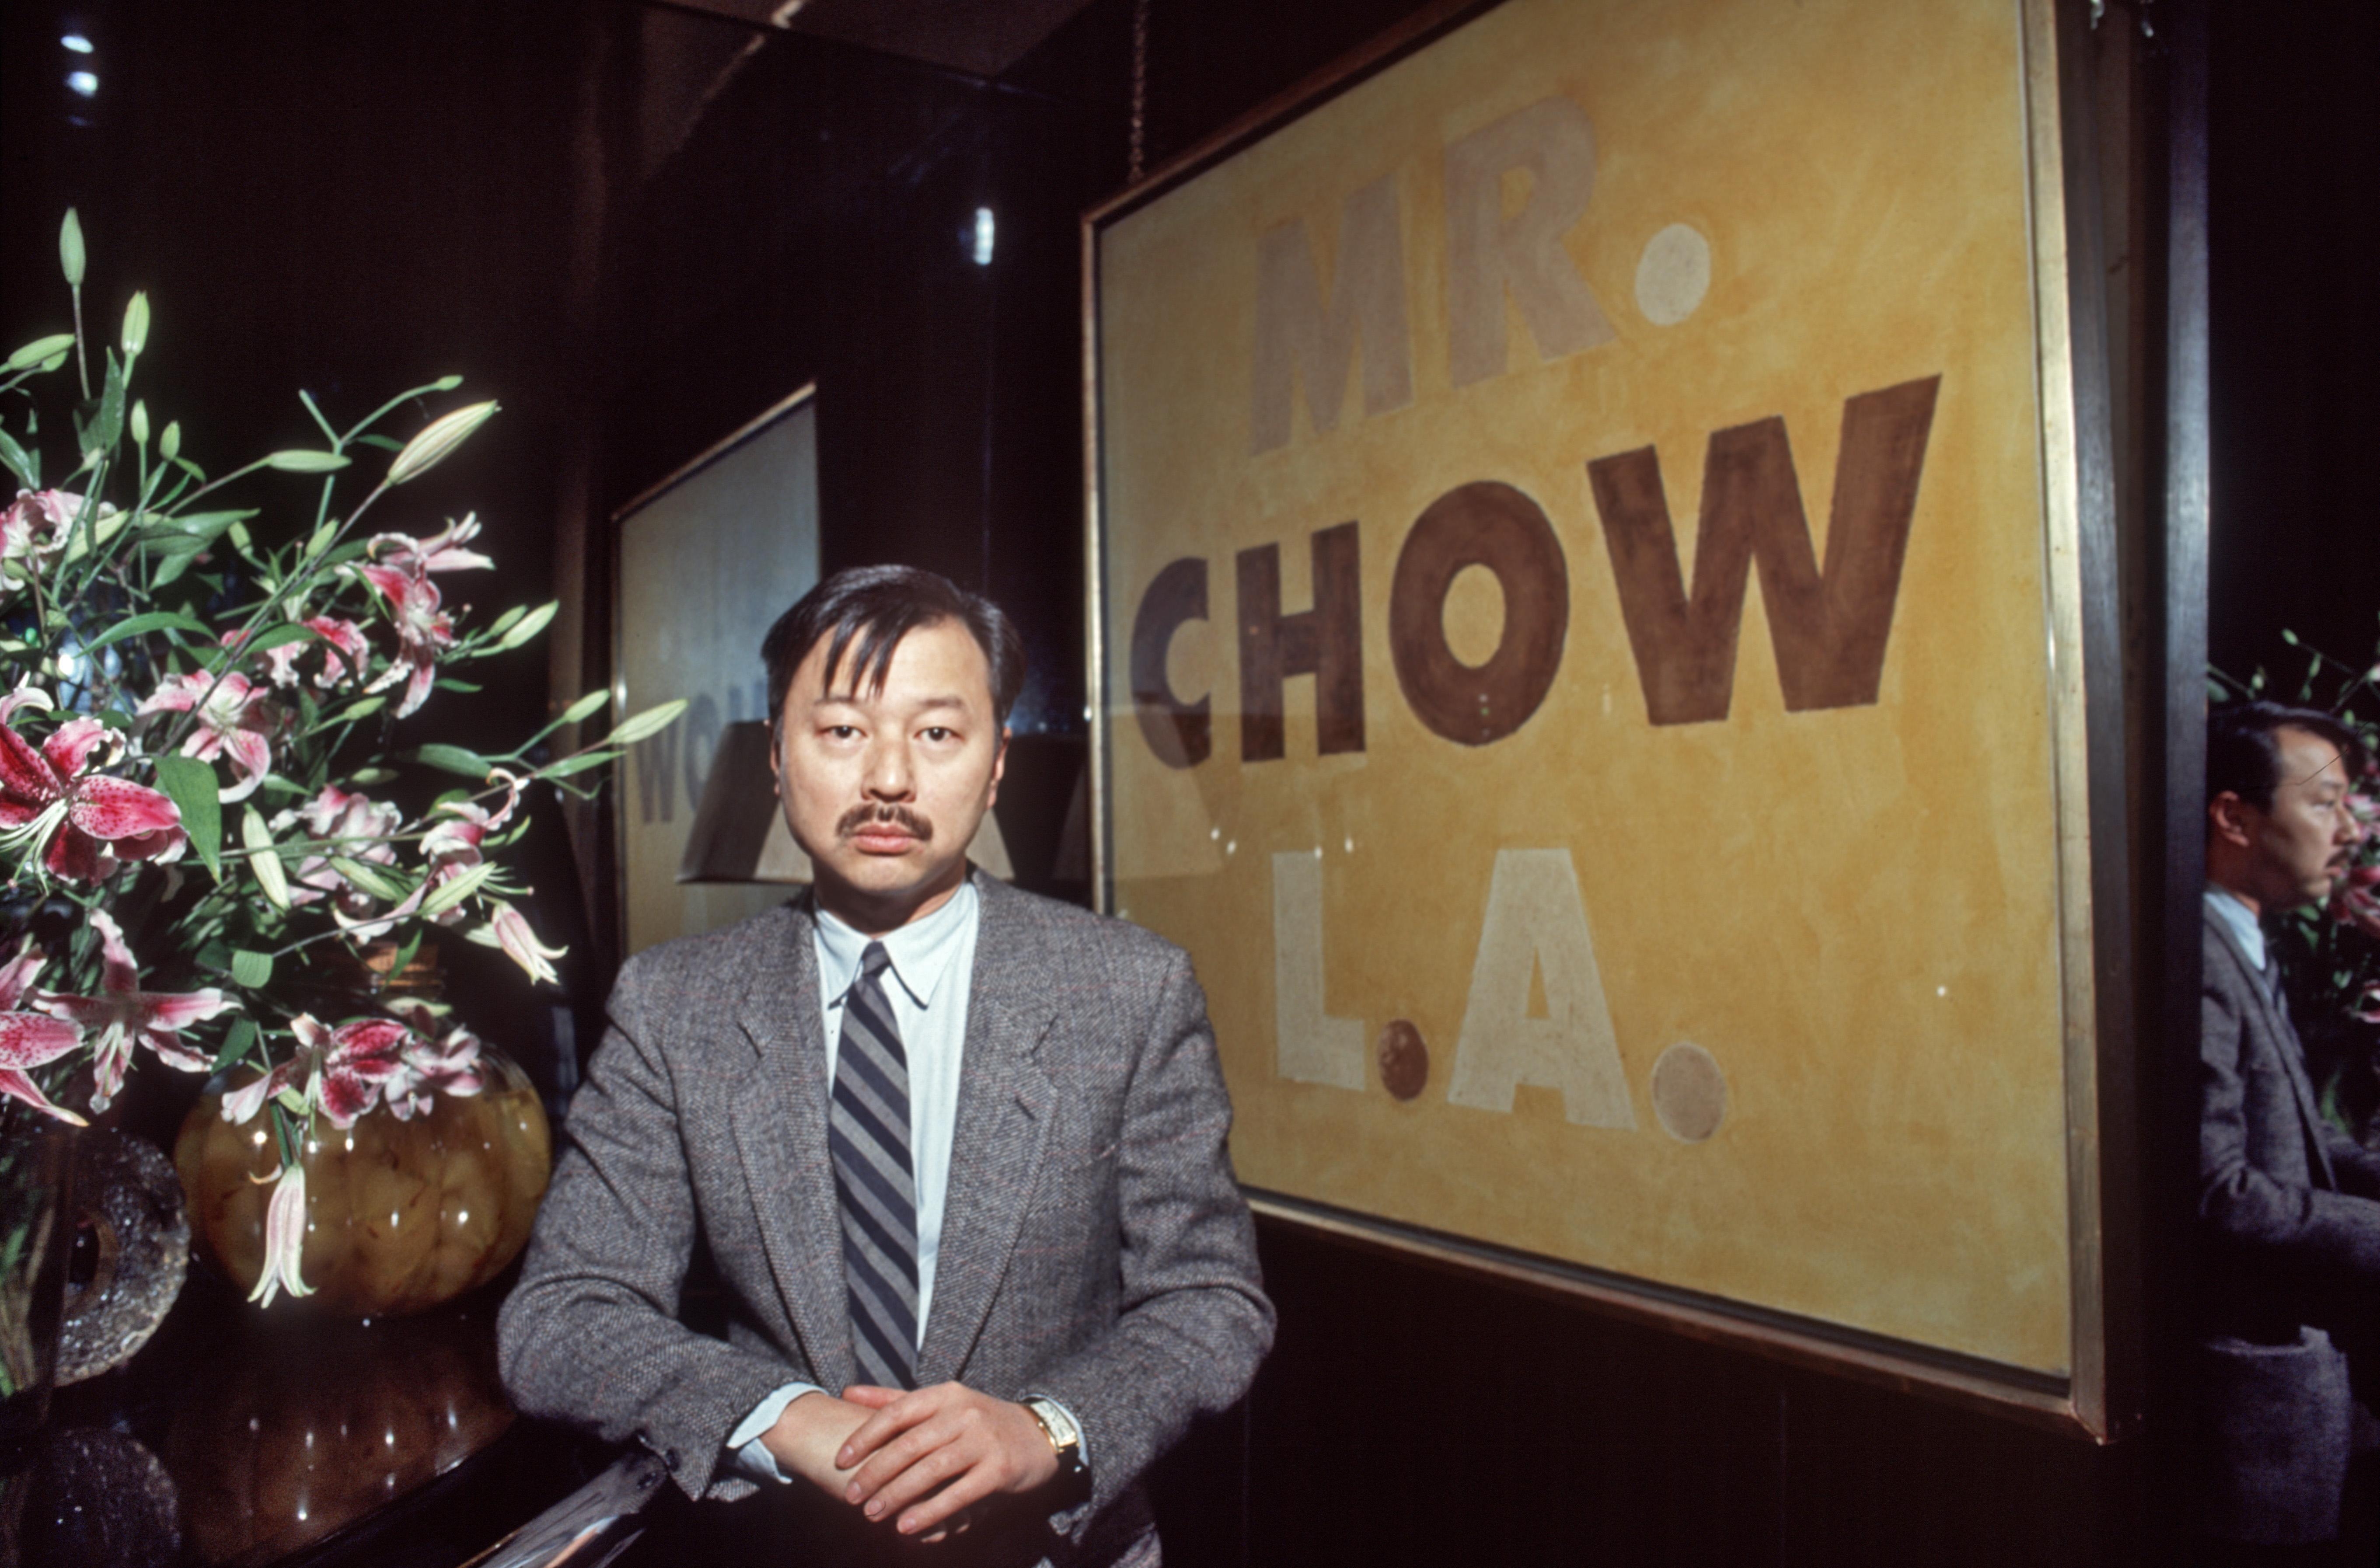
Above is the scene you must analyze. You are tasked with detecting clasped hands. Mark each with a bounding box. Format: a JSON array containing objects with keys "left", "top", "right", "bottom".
[{"left": 763, "top": 1381, "right": 1059, "bottom": 1540}]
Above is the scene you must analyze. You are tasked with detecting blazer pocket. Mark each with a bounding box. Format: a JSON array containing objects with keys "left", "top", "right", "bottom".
[{"left": 2196, "top": 1328, "right": 2353, "bottom": 1544}]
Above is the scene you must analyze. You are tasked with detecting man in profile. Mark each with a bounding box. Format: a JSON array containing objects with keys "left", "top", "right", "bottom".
[
  {"left": 2198, "top": 700, "right": 2380, "bottom": 1561},
  {"left": 501, "top": 565, "right": 1273, "bottom": 1564}
]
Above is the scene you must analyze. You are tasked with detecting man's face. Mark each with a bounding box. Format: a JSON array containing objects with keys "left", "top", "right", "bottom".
[
  {"left": 2227, "top": 725, "right": 2365, "bottom": 912},
  {"left": 771, "top": 618, "right": 1006, "bottom": 933}
]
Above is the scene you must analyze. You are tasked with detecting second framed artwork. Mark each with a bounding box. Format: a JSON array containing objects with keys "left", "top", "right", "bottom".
[
  {"left": 1086, "top": 0, "right": 2125, "bottom": 1431},
  {"left": 613, "top": 387, "right": 822, "bottom": 957}
]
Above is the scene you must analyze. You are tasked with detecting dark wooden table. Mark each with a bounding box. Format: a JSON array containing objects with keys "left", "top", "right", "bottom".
[{"left": 17, "top": 1267, "right": 616, "bottom": 1568}]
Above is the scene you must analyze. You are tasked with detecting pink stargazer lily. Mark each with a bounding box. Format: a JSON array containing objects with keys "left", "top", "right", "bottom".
[
  {"left": 250, "top": 1163, "right": 314, "bottom": 1308},
  {"left": 136, "top": 670, "right": 287, "bottom": 803},
  {"left": 0, "top": 696, "right": 188, "bottom": 882},
  {"left": 35, "top": 910, "right": 231, "bottom": 1113},
  {"left": 228, "top": 617, "right": 370, "bottom": 691},
  {"left": 221, "top": 1012, "right": 415, "bottom": 1129},
  {"left": 470, "top": 899, "right": 566, "bottom": 987},
  {"left": 383, "top": 1001, "right": 485, "bottom": 1120},
  {"left": 367, "top": 513, "right": 493, "bottom": 578},
  {"left": 277, "top": 785, "right": 404, "bottom": 914},
  {"left": 0, "top": 939, "right": 86, "bottom": 1126},
  {"left": 220, "top": 1009, "right": 480, "bottom": 1127},
  {"left": 357, "top": 562, "right": 456, "bottom": 718},
  {"left": 2, "top": 489, "right": 112, "bottom": 582},
  {"left": 415, "top": 770, "right": 522, "bottom": 925}
]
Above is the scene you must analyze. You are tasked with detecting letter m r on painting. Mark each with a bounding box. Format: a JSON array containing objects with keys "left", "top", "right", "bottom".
[{"left": 1250, "top": 174, "right": 1415, "bottom": 454}]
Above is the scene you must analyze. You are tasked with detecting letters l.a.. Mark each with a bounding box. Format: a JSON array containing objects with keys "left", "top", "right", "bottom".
[{"left": 1267, "top": 847, "right": 1636, "bottom": 1132}]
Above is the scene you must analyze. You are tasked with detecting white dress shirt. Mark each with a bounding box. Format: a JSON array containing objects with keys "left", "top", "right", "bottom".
[
  {"left": 729, "top": 881, "right": 981, "bottom": 1478},
  {"left": 2205, "top": 886, "right": 2268, "bottom": 972}
]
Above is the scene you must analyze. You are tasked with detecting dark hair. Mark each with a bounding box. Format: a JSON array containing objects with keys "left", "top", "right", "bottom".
[
  {"left": 761, "top": 565, "right": 1027, "bottom": 730},
  {"left": 2206, "top": 699, "right": 2366, "bottom": 812}
]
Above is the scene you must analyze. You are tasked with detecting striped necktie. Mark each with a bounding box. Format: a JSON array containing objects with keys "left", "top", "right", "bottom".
[{"left": 830, "top": 941, "right": 921, "bottom": 1390}]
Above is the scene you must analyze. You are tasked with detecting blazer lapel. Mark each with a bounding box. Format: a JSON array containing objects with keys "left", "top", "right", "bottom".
[
  {"left": 729, "top": 899, "right": 858, "bottom": 1391},
  {"left": 2204, "top": 902, "right": 2338, "bottom": 1188},
  {"left": 917, "top": 877, "right": 1057, "bottom": 1385}
]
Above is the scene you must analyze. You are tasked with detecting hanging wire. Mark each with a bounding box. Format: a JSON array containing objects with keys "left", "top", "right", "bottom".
[{"left": 1129, "top": 0, "right": 1151, "bottom": 183}]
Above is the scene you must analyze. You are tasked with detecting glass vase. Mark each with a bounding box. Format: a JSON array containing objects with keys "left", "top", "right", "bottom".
[{"left": 173, "top": 1047, "right": 550, "bottom": 1317}]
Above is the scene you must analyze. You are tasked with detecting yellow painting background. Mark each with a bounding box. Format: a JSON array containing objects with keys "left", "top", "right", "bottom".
[{"left": 1098, "top": 0, "right": 2070, "bottom": 1372}]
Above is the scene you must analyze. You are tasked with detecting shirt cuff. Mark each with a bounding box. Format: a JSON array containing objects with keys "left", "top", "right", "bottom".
[{"left": 727, "top": 1382, "right": 826, "bottom": 1484}]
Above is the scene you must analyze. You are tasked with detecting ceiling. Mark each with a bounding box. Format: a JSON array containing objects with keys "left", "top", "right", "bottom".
[{"left": 661, "top": 0, "right": 1103, "bottom": 80}]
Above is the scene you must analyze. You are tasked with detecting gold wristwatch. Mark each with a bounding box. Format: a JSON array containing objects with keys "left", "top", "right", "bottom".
[{"left": 1020, "top": 1396, "right": 1089, "bottom": 1491}]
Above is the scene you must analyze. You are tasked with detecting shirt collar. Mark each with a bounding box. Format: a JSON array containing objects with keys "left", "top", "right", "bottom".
[
  {"left": 815, "top": 877, "right": 979, "bottom": 1011},
  {"left": 2204, "top": 886, "right": 2268, "bottom": 972}
]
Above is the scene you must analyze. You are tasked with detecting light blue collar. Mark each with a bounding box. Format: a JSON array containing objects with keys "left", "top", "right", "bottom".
[
  {"left": 2203, "top": 887, "right": 2267, "bottom": 972},
  {"left": 816, "top": 878, "right": 979, "bottom": 1011}
]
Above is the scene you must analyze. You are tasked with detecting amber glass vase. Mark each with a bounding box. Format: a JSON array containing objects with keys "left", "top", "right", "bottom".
[{"left": 174, "top": 1047, "right": 550, "bottom": 1318}]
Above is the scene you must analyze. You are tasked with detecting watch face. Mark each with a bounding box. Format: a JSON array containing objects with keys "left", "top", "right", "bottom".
[{"left": 1030, "top": 1398, "right": 1081, "bottom": 1450}]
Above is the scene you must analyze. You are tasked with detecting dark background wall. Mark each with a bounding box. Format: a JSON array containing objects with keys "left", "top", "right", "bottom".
[{"left": 3, "top": 0, "right": 2370, "bottom": 1562}]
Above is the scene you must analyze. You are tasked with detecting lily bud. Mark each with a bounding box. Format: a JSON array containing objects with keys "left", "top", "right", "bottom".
[
  {"left": 160, "top": 421, "right": 181, "bottom": 462},
  {"left": 387, "top": 401, "right": 498, "bottom": 486},
  {"left": 121, "top": 291, "right": 150, "bottom": 358},
  {"left": 59, "top": 209, "right": 86, "bottom": 289},
  {"left": 129, "top": 400, "right": 149, "bottom": 448}
]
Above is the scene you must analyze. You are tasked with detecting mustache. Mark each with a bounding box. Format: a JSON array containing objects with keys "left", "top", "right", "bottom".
[{"left": 836, "top": 803, "right": 933, "bottom": 842}]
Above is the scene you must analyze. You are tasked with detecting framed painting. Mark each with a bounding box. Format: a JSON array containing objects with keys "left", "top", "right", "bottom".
[
  {"left": 612, "top": 386, "right": 821, "bottom": 957},
  {"left": 1086, "top": 0, "right": 2129, "bottom": 1432}
]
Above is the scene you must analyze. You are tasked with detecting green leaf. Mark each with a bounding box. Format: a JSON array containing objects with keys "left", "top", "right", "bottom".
[
  {"left": 408, "top": 743, "right": 492, "bottom": 779},
  {"left": 538, "top": 750, "right": 616, "bottom": 780},
  {"left": 59, "top": 209, "right": 85, "bottom": 289},
  {"left": 238, "top": 623, "right": 320, "bottom": 658},
  {"left": 242, "top": 806, "right": 290, "bottom": 909},
  {"left": 230, "top": 949, "right": 274, "bottom": 989},
  {"left": 81, "top": 610, "right": 213, "bottom": 653},
  {"left": 328, "top": 856, "right": 409, "bottom": 903},
  {"left": 4, "top": 334, "right": 75, "bottom": 373},
  {"left": 607, "top": 698, "right": 688, "bottom": 748},
  {"left": 264, "top": 449, "right": 350, "bottom": 474},
  {"left": 433, "top": 678, "right": 482, "bottom": 693},
  {"left": 418, "top": 859, "right": 497, "bottom": 918},
  {"left": 150, "top": 754, "right": 221, "bottom": 878},
  {"left": 210, "top": 1017, "right": 259, "bottom": 1074},
  {"left": 494, "top": 600, "right": 558, "bottom": 651},
  {"left": 140, "top": 508, "right": 254, "bottom": 545},
  {"left": 352, "top": 433, "right": 403, "bottom": 453},
  {"left": 0, "top": 426, "right": 35, "bottom": 490},
  {"left": 80, "top": 349, "right": 126, "bottom": 458},
  {"left": 297, "top": 389, "right": 337, "bottom": 446}
]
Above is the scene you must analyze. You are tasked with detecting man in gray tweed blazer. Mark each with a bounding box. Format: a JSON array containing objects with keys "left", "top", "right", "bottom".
[
  {"left": 499, "top": 566, "right": 1273, "bottom": 1564},
  {"left": 2197, "top": 700, "right": 2379, "bottom": 1557}
]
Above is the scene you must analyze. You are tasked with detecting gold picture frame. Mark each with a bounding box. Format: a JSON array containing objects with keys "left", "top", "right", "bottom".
[{"left": 1084, "top": 0, "right": 2132, "bottom": 1436}]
